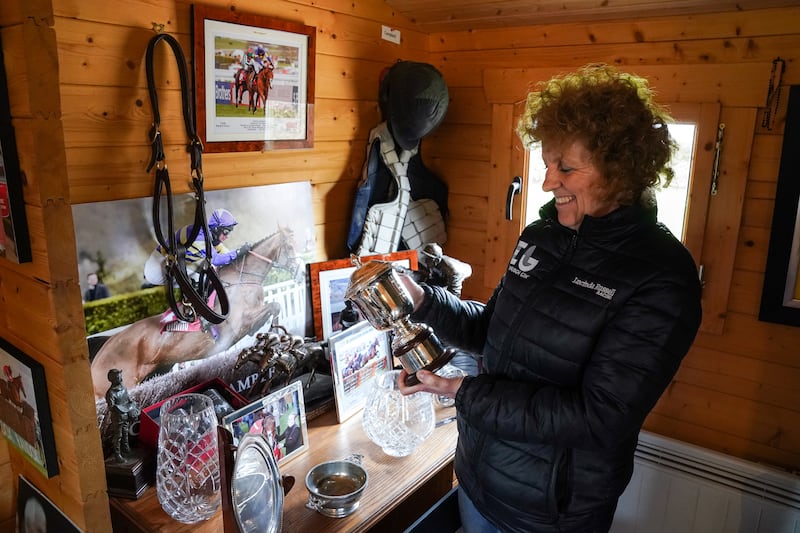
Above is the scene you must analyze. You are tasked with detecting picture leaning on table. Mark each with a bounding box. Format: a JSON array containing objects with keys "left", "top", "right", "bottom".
[{"left": 397, "top": 64, "right": 702, "bottom": 533}]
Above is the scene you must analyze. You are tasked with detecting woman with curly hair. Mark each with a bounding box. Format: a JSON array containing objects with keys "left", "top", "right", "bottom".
[{"left": 397, "top": 65, "right": 702, "bottom": 532}]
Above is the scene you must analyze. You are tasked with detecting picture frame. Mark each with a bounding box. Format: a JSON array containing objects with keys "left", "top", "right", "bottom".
[
  {"left": 0, "top": 337, "right": 59, "bottom": 477},
  {"left": 760, "top": 85, "right": 800, "bottom": 327},
  {"left": 17, "top": 475, "right": 82, "bottom": 533},
  {"left": 328, "top": 321, "right": 393, "bottom": 423},
  {"left": 192, "top": 4, "right": 316, "bottom": 153},
  {"left": 222, "top": 380, "right": 308, "bottom": 466},
  {"left": 308, "top": 250, "right": 418, "bottom": 341},
  {"left": 0, "top": 32, "right": 31, "bottom": 264}
]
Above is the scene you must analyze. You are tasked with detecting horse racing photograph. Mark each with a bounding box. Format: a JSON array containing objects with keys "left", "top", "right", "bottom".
[
  {"left": 71, "top": 182, "right": 316, "bottom": 399},
  {"left": 197, "top": 11, "right": 313, "bottom": 146}
]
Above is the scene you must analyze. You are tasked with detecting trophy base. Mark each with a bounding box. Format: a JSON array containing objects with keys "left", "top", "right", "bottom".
[
  {"left": 400, "top": 348, "right": 456, "bottom": 387},
  {"left": 393, "top": 327, "right": 456, "bottom": 386},
  {"left": 104, "top": 448, "right": 154, "bottom": 500}
]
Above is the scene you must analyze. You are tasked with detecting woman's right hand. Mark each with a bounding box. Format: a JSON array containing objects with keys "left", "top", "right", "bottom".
[{"left": 397, "top": 368, "right": 464, "bottom": 399}]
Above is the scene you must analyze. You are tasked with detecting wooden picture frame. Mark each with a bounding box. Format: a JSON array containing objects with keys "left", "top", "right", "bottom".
[
  {"left": 308, "top": 250, "right": 418, "bottom": 341},
  {"left": 222, "top": 380, "right": 308, "bottom": 466},
  {"left": 0, "top": 338, "right": 59, "bottom": 477},
  {"left": 17, "top": 475, "right": 82, "bottom": 532},
  {"left": 760, "top": 85, "right": 800, "bottom": 327},
  {"left": 192, "top": 4, "right": 315, "bottom": 152},
  {"left": 328, "top": 321, "right": 393, "bottom": 423},
  {"left": 0, "top": 32, "right": 31, "bottom": 264}
]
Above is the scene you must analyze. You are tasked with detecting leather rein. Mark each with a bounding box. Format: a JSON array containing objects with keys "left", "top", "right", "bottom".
[{"left": 145, "top": 33, "right": 229, "bottom": 325}]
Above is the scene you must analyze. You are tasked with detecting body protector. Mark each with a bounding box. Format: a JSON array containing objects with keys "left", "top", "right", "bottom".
[
  {"left": 348, "top": 123, "right": 447, "bottom": 254},
  {"left": 346, "top": 61, "right": 450, "bottom": 255}
]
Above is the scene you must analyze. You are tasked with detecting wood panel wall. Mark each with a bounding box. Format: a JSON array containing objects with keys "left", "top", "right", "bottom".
[
  {"left": 0, "top": 0, "right": 428, "bottom": 530},
  {"left": 0, "top": 0, "right": 798, "bottom": 530},
  {"left": 424, "top": 6, "right": 800, "bottom": 472}
]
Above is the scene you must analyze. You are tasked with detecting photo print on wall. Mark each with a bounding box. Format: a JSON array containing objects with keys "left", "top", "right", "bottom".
[{"left": 71, "top": 182, "right": 316, "bottom": 401}]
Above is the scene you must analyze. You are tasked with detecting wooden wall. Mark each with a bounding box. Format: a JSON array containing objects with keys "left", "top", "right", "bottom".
[
  {"left": 0, "top": 0, "right": 798, "bottom": 530},
  {"left": 0, "top": 0, "right": 428, "bottom": 530}
]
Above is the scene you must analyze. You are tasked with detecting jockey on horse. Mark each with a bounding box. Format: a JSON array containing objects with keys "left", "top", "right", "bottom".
[{"left": 143, "top": 208, "right": 252, "bottom": 331}]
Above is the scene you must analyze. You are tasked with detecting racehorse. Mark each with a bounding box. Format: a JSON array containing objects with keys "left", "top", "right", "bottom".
[
  {"left": 90, "top": 227, "right": 300, "bottom": 399},
  {"left": 249, "top": 60, "right": 274, "bottom": 114},
  {"left": 233, "top": 67, "right": 250, "bottom": 109}
]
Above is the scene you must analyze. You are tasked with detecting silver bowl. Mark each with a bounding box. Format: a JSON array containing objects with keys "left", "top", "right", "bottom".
[{"left": 305, "top": 455, "right": 368, "bottom": 518}]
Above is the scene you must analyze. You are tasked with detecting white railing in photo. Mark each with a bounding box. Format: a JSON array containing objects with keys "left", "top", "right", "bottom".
[{"left": 263, "top": 280, "right": 307, "bottom": 335}]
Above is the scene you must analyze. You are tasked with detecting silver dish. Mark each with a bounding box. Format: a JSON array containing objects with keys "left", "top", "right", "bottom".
[{"left": 305, "top": 454, "right": 368, "bottom": 518}]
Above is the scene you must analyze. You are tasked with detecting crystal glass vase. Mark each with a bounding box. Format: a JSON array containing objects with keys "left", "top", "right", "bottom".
[
  {"left": 156, "top": 393, "right": 221, "bottom": 523},
  {"left": 361, "top": 370, "right": 435, "bottom": 457}
]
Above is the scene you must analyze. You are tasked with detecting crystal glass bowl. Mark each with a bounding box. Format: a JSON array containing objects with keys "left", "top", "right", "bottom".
[{"left": 361, "top": 370, "right": 435, "bottom": 457}]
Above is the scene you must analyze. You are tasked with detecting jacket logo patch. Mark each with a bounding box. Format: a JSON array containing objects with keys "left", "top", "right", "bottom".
[
  {"left": 572, "top": 276, "right": 616, "bottom": 300},
  {"left": 509, "top": 241, "right": 539, "bottom": 279}
]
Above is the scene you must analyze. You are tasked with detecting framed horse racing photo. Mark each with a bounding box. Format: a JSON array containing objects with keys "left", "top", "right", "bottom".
[
  {"left": 0, "top": 337, "right": 59, "bottom": 477},
  {"left": 308, "top": 250, "right": 418, "bottom": 341},
  {"left": 223, "top": 379, "right": 309, "bottom": 466},
  {"left": 192, "top": 4, "right": 316, "bottom": 152},
  {"left": 328, "top": 322, "right": 392, "bottom": 423}
]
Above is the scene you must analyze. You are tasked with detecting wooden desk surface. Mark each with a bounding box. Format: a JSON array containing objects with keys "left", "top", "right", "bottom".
[{"left": 111, "top": 406, "right": 458, "bottom": 532}]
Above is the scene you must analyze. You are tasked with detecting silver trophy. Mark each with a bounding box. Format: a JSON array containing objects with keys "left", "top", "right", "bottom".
[{"left": 344, "top": 259, "right": 455, "bottom": 385}]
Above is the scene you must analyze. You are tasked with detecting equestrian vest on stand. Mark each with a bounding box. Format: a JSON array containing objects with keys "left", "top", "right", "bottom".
[{"left": 351, "top": 122, "right": 447, "bottom": 256}]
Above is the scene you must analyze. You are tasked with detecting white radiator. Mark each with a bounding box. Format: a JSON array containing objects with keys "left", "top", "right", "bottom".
[{"left": 611, "top": 431, "right": 800, "bottom": 533}]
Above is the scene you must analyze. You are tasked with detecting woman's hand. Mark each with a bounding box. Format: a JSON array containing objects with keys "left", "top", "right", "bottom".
[{"left": 397, "top": 368, "right": 464, "bottom": 399}]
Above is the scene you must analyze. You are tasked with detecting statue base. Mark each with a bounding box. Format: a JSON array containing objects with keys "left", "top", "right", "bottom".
[{"left": 104, "top": 448, "right": 154, "bottom": 500}]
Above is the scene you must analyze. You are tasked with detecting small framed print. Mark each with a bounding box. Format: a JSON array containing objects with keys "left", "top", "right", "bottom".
[
  {"left": 0, "top": 337, "right": 58, "bottom": 477},
  {"left": 223, "top": 380, "right": 308, "bottom": 466},
  {"left": 328, "top": 321, "right": 393, "bottom": 423},
  {"left": 308, "top": 250, "right": 418, "bottom": 341},
  {"left": 192, "top": 4, "right": 316, "bottom": 152},
  {"left": 17, "top": 475, "right": 82, "bottom": 533}
]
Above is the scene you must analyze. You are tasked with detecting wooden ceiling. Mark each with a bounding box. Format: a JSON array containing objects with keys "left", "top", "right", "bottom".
[{"left": 384, "top": 0, "right": 800, "bottom": 32}]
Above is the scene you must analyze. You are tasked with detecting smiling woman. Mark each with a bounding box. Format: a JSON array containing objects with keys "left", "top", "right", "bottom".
[{"left": 394, "top": 64, "right": 703, "bottom": 533}]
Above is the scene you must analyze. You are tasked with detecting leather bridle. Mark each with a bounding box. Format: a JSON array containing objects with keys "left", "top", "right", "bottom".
[{"left": 145, "top": 32, "right": 229, "bottom": 324}]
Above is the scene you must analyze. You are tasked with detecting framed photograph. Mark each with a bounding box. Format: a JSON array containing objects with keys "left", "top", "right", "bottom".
[
  {"left": 192, "top": 4, "right": 316, "bottom": 152},
  {"left": 760, "top": 85, "right": 800, "bottom": 327},
  {"left": 0, "top": 32, "right": 31, "bottom": 264},
  {"left": 328, "top": 322, "right": 393, "bottom": 423},
  {"left": 17, "top": 475, "right": 81, "bottom": 533},
  {"left": 308, "top": 250, "right": 418, "bottom": 341},
  {"left": 223, "top": 380, "right": 308, "bottom": 466},
  {"left": 0, "top": 337, "right": 58, "bottom": 477}
]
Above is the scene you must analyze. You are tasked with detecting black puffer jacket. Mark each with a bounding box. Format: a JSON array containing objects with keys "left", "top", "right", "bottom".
[{"left": 414, "top": 200, "right": 702, "bottom": 532}]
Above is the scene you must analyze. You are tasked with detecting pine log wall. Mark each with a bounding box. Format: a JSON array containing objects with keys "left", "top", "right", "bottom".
[{"left": 0, "top": 0, "right": 797, "bottom": 530}]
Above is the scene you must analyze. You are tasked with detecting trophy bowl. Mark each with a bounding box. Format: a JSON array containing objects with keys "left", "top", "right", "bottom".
[{"left": 345, "top": 260, "right": 454, "bottom": 385}]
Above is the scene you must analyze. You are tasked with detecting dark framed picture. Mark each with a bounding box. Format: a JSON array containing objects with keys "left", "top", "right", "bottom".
[
  {"left": 760, "top": 85, "right": 800, "bottom": 327},
  {"left": 328, "top": 322, "right": 392, "bottom": 423},
  {"left": 0, "top": 32, "right": 31, "bottom": 264},
  {"left": 0, "top": 338, "right": 59, "bottom": 477},
  {"left": 223, "top": 379, "right": 308, "bottom": 466},
  {"left": 17, "top": 475, "right": 82, "bottom": 533},
  {"left": 308, "top": 250, "right": 418, "bottom": 341},
  {"left": 192, "top": 4, "right": 316, "bottom": 152}
]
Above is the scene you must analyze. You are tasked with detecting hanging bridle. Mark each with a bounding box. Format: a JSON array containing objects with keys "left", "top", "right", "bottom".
[{"left": 145, "top": 32, "right": 229, "bottom": 324}]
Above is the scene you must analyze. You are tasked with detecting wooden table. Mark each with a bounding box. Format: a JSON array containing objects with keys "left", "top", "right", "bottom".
[{"left": 110, "top": 406, "right": 458, "bottom": 532}]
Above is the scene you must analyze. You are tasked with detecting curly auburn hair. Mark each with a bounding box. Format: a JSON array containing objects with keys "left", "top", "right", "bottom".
[{"left": 517, "top": 64, "right": 677, "bottom": 206}]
